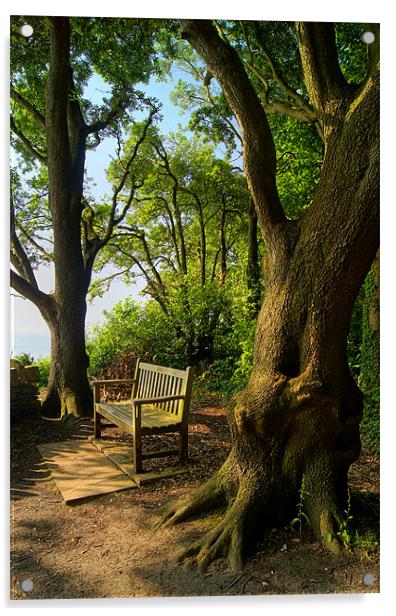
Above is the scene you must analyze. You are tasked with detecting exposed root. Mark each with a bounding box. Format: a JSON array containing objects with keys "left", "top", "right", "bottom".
[
  {"left": 158, "top": 473, "right": 226, "bottom": 530},
  {"left": 176, "top": 496, "right": 247, "bottom": 572}
]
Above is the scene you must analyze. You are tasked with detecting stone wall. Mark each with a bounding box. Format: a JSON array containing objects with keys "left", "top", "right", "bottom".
[{"left": 10, "top": 360, "right": 41, "bottom": 423}]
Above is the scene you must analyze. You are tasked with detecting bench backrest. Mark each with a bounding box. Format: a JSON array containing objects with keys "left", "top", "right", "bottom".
[{"left": 132, "top": 360, "right": 194, "bottom": 423}]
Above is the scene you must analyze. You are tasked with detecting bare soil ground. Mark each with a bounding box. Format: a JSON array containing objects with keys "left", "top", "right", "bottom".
[{"left": 10, "top": 397, "right": 380, "bottom": 600}]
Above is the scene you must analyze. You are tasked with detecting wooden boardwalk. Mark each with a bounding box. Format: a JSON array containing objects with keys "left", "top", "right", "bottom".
[{"left": 37, "top": 440, "right": 137, "bottom": 503}]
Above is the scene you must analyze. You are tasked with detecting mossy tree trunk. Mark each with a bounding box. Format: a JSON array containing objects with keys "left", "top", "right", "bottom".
[{"left": 160, "top": 21, "right": 379, "bottom": 570}]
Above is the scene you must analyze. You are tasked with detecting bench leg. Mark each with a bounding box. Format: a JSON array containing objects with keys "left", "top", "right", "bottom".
[
  {"left": 133, "top": 428, "right": 143, "bottom": 474},
  {"left": 94, "top": 407, "right": 102, "bottom": 439},
  {"left": 180, "top": 426, "right": 188, "bottom": 464}
]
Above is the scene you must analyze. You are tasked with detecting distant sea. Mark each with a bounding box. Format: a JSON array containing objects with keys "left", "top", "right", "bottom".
[{"left": 11, "top": 332, "right": 51, "bottom": 360}]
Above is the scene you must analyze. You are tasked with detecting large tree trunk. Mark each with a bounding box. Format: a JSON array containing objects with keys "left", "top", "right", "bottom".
[
  {"left": 160, "top": 20, "right": 379, "bottom": 570},
  {"left": 162, "top": 199, "right": 377, "bottom": 568},
  {"left": 41, "top": 290, "right": 91, "bottom": 418},
  {"left": 39, "top": 17, "right": 93, "bottom": 417}
]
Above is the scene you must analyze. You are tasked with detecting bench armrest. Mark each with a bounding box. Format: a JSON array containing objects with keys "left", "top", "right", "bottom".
[{"left": 133, "top": 394, "right": 185, "bottom": 406}]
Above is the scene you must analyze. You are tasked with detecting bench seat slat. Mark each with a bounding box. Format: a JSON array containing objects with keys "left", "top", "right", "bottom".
[{"left": 98, "top": 403, "right": 182, "bottom": 431}]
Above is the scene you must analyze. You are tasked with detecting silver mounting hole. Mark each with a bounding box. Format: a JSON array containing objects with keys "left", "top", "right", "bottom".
[
  {"left": 20, "top": 24, "right": 34, "bottom": 38},
  {"left": 361, "top": 31, "right": 375, "bottom": 44},
  {"left": 21, "top": 579, "right": 34, "bottom": 592}
]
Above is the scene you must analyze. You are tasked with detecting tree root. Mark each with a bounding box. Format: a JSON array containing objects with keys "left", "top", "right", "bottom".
[
  {"left": 176, "top": 493, "right": 249, "bottom": 572},
  {"left": 156, "top": 454, "right": 262, "bottom": 572},
  {"left": 158, "top": 472, "right": 226, "bottom": 529}
]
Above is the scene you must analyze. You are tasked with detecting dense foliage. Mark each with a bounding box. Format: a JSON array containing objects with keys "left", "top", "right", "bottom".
[{"left": 87, "top": 278, "right": 255, "bottom": 394}]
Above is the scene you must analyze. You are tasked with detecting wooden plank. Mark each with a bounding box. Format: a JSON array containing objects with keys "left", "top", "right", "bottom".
[
  {"left": 181, "top": 366, "right": 194, "bottom": 427},
  {"left": 97, "top": 402, "right": 182, "bottom": 432},
  {"left": 145, "top": 369, "right": 152, "bottom": 398},
  {"left": 37, "top": 440, "right": 137, "bottom": 502},
  {"left": 140, "top": 406, "right": 181, "bottom": 427},
  {"left": 91, "top": 379, "right": 135, "bottom": 385},
  {"left": 131, "top": 359, "right": 140, "bottom": 398},
  {"left": 141, "top": 368, "right": 149, "bottom": 398},
  {"left": 152, "top": 370, "right": 159, "bottom": 397},
  {"left": 97, "top": 403, "right": 133, "bottom": 433},
  {"left": 60, "top": 474, "right": 134, "bottom": 502},
  {"left": 167, "top": 375, "right": 174, "bottom": 411}
]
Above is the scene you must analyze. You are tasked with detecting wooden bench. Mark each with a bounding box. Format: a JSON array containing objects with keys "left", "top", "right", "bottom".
[{"left": 92, "top": 359, "right": 194, "bottom": 474}]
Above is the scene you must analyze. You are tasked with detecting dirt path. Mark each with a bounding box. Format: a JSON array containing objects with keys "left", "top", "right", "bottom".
[{"left": 10, "top": 403, "right": 379, "bottom": 600}]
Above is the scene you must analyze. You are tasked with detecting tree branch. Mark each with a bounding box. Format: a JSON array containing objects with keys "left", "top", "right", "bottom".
[
  {"left": 118, "top": 225, "right": 167, "bottom": 296},
  {"left": 10, "top": 88, "right": 46, "bottom": 128},
  {"left": 262, "top": 100, "right": 316, "bottom": 123},
  {"left": 10, "top": 199, "right": 39, "bottom": 287},
  {"left": 10, "top": 116, "right": 47, "bottom": 163},
  {"left": 204, "top": 81, "right": 242, "bottom": 144},
  {"left": 179, "top": 19, "right": 286, "bottom": 249},
  {"left": 16, "top": 223, "right": 53, "bottom": 260},
  {"left": 107, "top": 242, "right": 170, "bottom": 316},
  {"left": 296, "top": 22, "right": 350, "bottom": 115},
  {"left": 10, "top": 269, "right": 54, "bottom": 316},
  {"left": 252, "top": 22, "right": 315, "bottom": 117},
  {"left": 154, "top": 141, "right": 188, "bottom": 274},
  {"left": 86, "top": 103, "right": 124, "bottom": 135},
  {"left": 155, "top": 195, "right": 182, "bottom": 270},
  {"left": 100, "top": 108, "right": 157, "bottom": 248}
]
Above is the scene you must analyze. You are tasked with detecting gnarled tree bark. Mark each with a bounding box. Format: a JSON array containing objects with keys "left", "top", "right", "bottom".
[{"left": 159, "top": 20, "right": 379, "bottom": 570}]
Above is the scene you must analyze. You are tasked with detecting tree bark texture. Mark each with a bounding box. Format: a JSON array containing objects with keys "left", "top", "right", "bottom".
[
  {"left": 161, "top": 20, "right": 379, "bottom": 570},
  {"left": 29, "top": 17, "right": 90, "bottom": 417}
]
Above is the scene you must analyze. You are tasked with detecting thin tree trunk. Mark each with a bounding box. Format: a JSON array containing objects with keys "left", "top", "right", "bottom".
[
  {"left": 219, "top": 195, "right": 227, "bottom": 286},
  {"left": 246, "top": 197, "right": 260, "bottom": 317},
  {"left": 198, "top": 205, "right": 206, "bottom": 286}
]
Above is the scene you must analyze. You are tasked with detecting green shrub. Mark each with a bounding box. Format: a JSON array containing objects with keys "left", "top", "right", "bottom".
[
  {"left": 34, "top": 357, "right": 51, "bottom": 389},
  {"left": 87, "top": 276, "right": 257, "bottom": 397},
  {"left": 13, "top": 352, "right": 35, "bottom": 367},
  {"left": 87, "top": 297, "right": 181, "bottom": 377}
]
